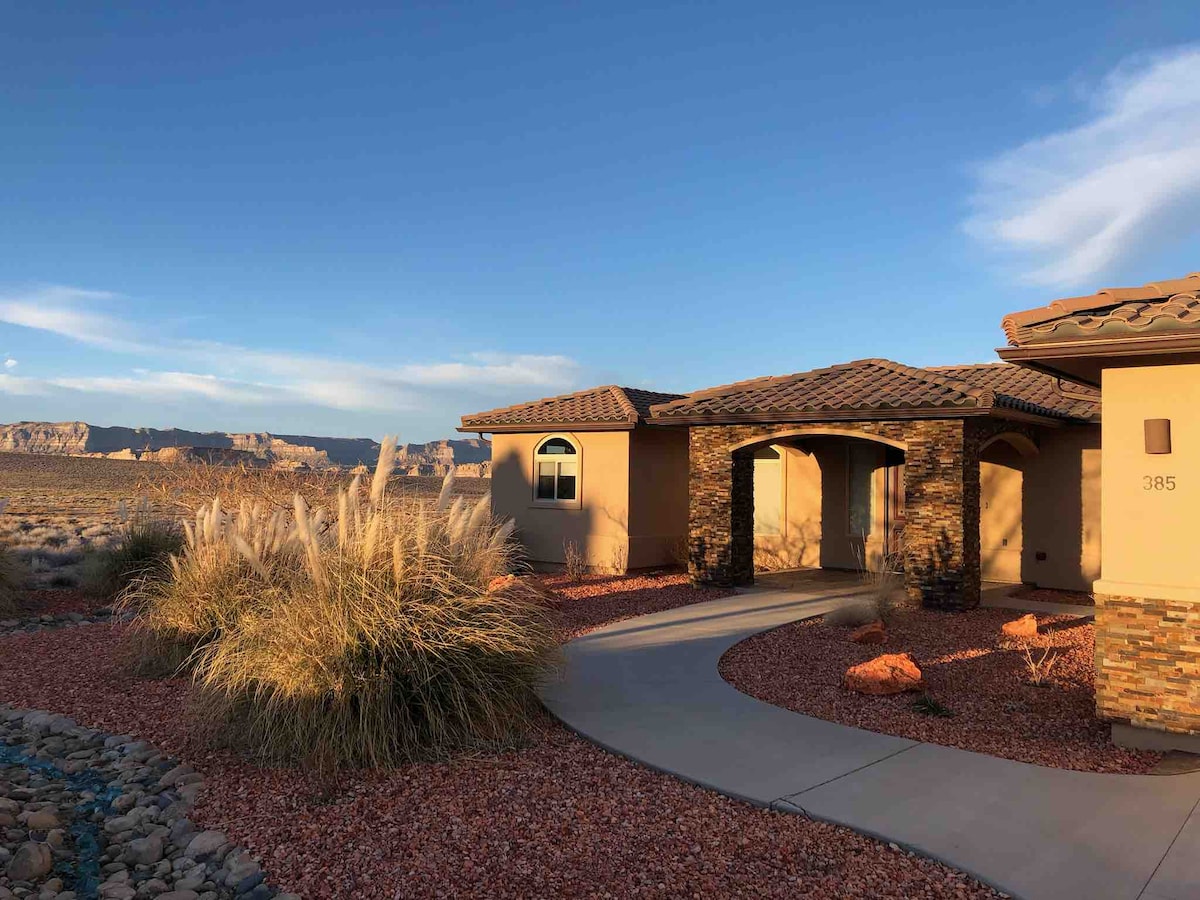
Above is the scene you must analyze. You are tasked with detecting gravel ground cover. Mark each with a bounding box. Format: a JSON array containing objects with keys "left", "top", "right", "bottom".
[
  {"left": 721, "top": 605, "right": 1159, "bottom": 774},
  {"left": 0, "top": 578, "right": 1005, "bottom": 899},
  {"left": 546, "top": 570, "right": 734, "bottom": 640}
]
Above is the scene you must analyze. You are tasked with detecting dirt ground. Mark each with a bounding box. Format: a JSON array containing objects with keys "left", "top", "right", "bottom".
[{"left": 0, "top": 452, "right": 486, "bottom": 588}]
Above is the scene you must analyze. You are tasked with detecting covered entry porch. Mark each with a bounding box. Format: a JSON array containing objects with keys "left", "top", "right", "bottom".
[
  {"left": 746, "top": 430, "right": 905, "bottom": 575},
  {"left": 687, "top": 418, "right": 992, "bottom": 609},
  {"left": 645, "top": 359, "right": 1095, "bottom": 610}
]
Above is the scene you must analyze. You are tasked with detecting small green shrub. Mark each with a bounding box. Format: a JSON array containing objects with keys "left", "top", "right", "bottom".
[
  {"left": 82, "top": 502, "right": 184, "bottom": 601},
  {"left": 911, "top": 693, "right": 954, "bottom": 717},
  {"left": 0, "top": 545, "right": 24, "bottom": 616},
  {"left": 0, "top": 501, "right": 25, "bottom": 615}
]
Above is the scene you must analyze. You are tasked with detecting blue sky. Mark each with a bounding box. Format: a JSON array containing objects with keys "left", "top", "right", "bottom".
[{"left": 2, "top": 3, "right": 1199, "bottom": 441}]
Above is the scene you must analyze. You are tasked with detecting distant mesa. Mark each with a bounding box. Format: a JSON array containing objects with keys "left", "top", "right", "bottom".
[{"left": 0, "top": 422, "right": 491, "bottom": 476}]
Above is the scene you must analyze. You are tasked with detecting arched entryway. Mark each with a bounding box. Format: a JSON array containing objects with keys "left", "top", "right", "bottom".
[
  {"left": 979, "top": 432, "right": 1038, "bottom": 584},
  {"left": 730, "top": 429, "right": 907, "bottom": 579}
]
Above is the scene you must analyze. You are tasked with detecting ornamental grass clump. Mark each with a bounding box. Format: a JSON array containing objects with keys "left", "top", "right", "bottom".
[
  {"left": 120, "top": 497, "right": 303, "bottom": 676},
  {"left": 82, "top": 499, "right": 184, "bottom": 602},
  {"left": 126, "top": 439, "right": 557, "bottom": 768}
]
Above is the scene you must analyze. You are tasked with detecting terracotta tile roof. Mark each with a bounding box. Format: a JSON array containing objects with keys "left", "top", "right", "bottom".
[
  {"left": 648, "top": 359, "right": 1097, "bottom": 424},
  {"left": 1003, "top": 273, "right": 1200, "bottom": 347},
  {"left": 460, "top": 385, "right": 687, "bottom": 432},
  {"left": 927, "top": 364, "right": 1099, "bottom": 420}
]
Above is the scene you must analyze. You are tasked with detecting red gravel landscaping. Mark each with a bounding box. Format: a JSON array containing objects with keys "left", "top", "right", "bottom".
[
  {"left": 544, "top": 569, "right": 735, "bottom": 640},
  {"left": 8, "top": 587, "right": 106, "bottom": 617},
  {"left": 0, "top": 576, "right": 1005, "bottom": 899},
  {"left": 720, "top": 604, "right": 1159, "bottom": 774}
]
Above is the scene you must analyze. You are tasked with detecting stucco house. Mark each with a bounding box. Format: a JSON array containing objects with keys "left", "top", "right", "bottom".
[
  {"left": 999, "top": 272, "right": 1200, "bottom": 751},
  {"left": 462, "top": 271, "right": 1200, "bottom": 751},
  {"left": 462, "top": 360, "right": 1102, "bottom": 610}
]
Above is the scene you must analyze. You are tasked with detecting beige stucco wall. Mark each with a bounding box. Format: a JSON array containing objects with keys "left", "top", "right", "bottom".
[
  {"left": 1096, "top": 364, "right": 1200, "bottom": 602},
  {"left": 979, "top": 426, "right": 1100, "bottom": 591},
  {"left": 980, "top": 441, "right": 1024, "bottom": 583},
  {"left": 491, "top": 426, "right": 689, "bottom": 572},
  {"left": 490, "top": 430, "right": 632, "bottom": 571},
  {"left": 627, "top": 426, "right": 690, "bottom": 569}
]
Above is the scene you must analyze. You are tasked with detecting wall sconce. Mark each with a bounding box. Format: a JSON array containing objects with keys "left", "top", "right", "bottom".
[{"left": 1145, "top": 419, "right": 1172, "bottom": 455}]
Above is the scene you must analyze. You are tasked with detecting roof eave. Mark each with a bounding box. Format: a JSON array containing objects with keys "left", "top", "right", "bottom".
[
  {"left": 457, "top": 420, "right": 638, "bottom": 434},
  {"left": 998, "top": 332, "right": 1200, "bottom": 387},
  {"left": 647, "top": 406, "right": 998, "bottom": 427}
]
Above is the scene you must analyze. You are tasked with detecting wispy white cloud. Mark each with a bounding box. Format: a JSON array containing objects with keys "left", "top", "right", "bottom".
[
  {"left": 0, "top": 286, "right": 145, "bottom": 352},
  {"left": 0, "top": 374, "right": 48, "bottom": 396},
  {"left": 965, "top": 45, "right": 1200, "bottom": 287},
  {"left": 3, "top": 358, "right": 16, "bottom": 370},
  {"left": 0, "top": 284, "right": 581, "bottom": 416}
]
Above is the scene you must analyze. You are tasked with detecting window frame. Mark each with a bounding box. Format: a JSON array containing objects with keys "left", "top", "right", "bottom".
[{"left": 531, "top": 434, "right": 583, "bottom": 509}]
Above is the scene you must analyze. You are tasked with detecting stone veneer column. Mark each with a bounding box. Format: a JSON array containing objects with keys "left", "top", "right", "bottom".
[
  {"left": 1094, "top": 594, "right": 1200, "bottom": 738},
  {"left": 901, "top": 419, "right": 981, "bottom": 611},
  {"left": 687, "top": 426, "right": 754, "bottom": 585}
]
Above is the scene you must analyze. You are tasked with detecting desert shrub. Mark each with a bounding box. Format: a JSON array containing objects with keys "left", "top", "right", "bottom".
[
  {"left": 0, "top": 501, "right": 25, "bottom": 615},
  {"left": 125, "top": 441, "right": 556, "bottom": 767},
  {"left": 824, "top": 601, "right": 880, "bottom": 628},
  {"left": 562, "top": 540, "right": 588, "bottom": 582},
  {"left": 911, "top": 693, "right": 954, "bottom": 717},
  {"left": 0, "top": 547, "right": 21, "bottom": 616},
  {"left": 851, "top": 530, "right": 914, "bottom": 625},
  {"left": 82, "top": 500, "right": 184, "bottom": 601},
  {"left": 1021, "top": 644, "right": 1060, "bottom": 686}
]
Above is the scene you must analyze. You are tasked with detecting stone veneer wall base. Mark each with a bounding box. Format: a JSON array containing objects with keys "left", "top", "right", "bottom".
[{"left": 1095, "top": 592, "right": 1200, "bottom": 741}]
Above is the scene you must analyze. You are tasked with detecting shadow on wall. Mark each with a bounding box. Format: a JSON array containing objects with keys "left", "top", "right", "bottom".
[
  {"left": 981, "top": 430, "right": 1096, "bottom": 592},
  {"left": 491, "top": 438, "right": 630, "bottom": 575}
]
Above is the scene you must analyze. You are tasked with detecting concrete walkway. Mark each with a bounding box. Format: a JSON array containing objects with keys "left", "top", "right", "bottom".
[{"left": 540, "top": 584, "right": 1200, "bottom": 900}]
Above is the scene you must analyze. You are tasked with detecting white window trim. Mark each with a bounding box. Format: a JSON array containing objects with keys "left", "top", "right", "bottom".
[{"left": 531, "top": 433, "right": 583, "bottom": 510}]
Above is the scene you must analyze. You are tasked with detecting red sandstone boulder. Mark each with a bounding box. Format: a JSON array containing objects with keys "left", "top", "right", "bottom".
[
  {"left": 1001, "top": 614, "right": 1039, "bottom": 639},
  {"left": 844, "top": 653, "right": 924, "bottom": 695},
  {"left": 850, "top": 621, "right": 887, "bottom": 645}
]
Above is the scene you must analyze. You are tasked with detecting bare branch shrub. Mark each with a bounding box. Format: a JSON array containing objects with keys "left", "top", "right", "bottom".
[
  {"left": 562, "top": 540, "right": 588, "bottom": 582},
  {"left": 1021, "top": 644, "right": 1060, "bottom": 686}
]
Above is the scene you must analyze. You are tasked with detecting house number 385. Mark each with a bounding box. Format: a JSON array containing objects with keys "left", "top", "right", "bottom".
[{"left": 1144, "top": 475, "right": 1177, "bottom": 491}]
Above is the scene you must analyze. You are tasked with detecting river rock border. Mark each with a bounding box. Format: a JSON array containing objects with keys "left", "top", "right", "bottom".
[
  {"left": 0, "top": 705, "right": 297, "bottom": 900},
  {"left": 0, "top": 611, "right": 122, "bottom": 639}
]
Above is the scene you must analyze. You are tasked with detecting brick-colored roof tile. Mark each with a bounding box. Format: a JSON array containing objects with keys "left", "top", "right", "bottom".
[
  {"left": 648, "top": 359, "right": 1096, "bottom": 423},
  {"left": 460, "top": 385, "right": 686, "bottom": 431},
  {"left": 1003, "top": 273, "right": 1200, "bottom": 346}
]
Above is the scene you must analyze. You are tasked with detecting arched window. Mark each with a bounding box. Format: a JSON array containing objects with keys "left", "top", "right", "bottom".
[{"left": 534, "top": 436, "right": 579, "bottom": 502}]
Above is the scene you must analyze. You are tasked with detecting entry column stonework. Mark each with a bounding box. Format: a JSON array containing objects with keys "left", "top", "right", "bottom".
[
  {"left": 687, "top": 425, "right": 753, "bottom": 584},
  {"left": 901, "top": 419, "right": 980, "bottom": 611}
]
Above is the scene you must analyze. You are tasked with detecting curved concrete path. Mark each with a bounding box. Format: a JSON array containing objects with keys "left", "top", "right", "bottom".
[{"left": 541, "top": 584, "right": 1200, "bottom": 900}]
